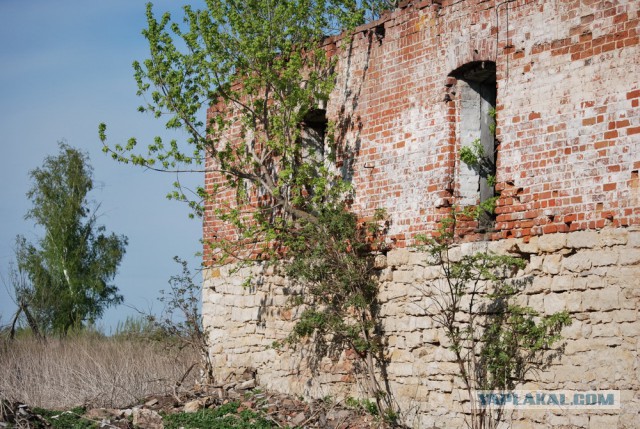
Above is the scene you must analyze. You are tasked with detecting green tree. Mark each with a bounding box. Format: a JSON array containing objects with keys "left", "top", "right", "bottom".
[
  {"left": 99, "top": 0, "right": 397, "bottom": 417},
  {"left": 99, "top": 0, "right": 376, "bottom": 233},
  {"left": 14, "top": 143, "right": 128, "bottom": 336},
  {"left": 418, "top": 211, "right": 571, "bottom": 429}
]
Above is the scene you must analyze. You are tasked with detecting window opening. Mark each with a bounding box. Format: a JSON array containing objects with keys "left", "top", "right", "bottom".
[
  {"left": 300, "top": 108, "right": 327, "bottom": 165},
  {"left": 451, "top": 61, "right": 497, "bottom": 230}
]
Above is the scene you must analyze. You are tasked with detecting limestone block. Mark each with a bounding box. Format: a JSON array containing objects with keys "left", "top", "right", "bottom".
[
  {"left": 422, "top": 265, "right": 444, "bottom": 279},
  {"left": 378, "top": 282, "right": 409, "bottom": 303},
  {"left": 538, "top": 233, "right": 567, "bottom": 252},
  {"left": 391, "top": 349, "right": 415, "bottom": 363},
  {"left": 567, "top": 415, "right": 590, "bottom": 428},
  {"left": 408, "top": 251, "right": 429, "bottom": 266},
  {"left": 386, "top": 335, "right": 399, "bottom": 347},
  {"left": 404, "top": 331, "right": 422, "bottom": 347},
  {"left": 204, "top": 315, "right": 233, "bottom": 328},
  {"left": 591, "top": 323, "right": 620, "bottom": 338},
  {"left": 589, "top": 311, "right": 613, "bottom": 324},
  {"left": 629, "top": 231, "right": 640, "bottom": 247},
  {"left": 460, "top": 241, "right": 491, "bottom": 256},
  {"left": 581, "top": 288, "right": 620, "bottom": 311},
  {"left": 619, "top": 249, "right": 640, "bottom": 265},
  {"left": 554, "top": 338, "right": 593, "bottom": 354},
  {"left": 598, "top": 229, "right": 628, "bottom": 247},
  {"left": 528, "top": 275, "right": 550, "bottom": 294},
  {"left": 546, "top": 414, "right": 572, "bottom": 427},
  {"left": 527, "top": 293, "right": 544, "bottom": 310},
  {"left": 387, "top": 248, "right": 410, "bottom": 266},
  {"left": 550, "top": 275, "right": 573, "bottom": 292},
  {"left": 427, "top": 391, "right": 454, "bottom": 409},
  {"left": 209, "top": 343, "right": 224, "bottom": 354},
  {"left": 271, "top": 275, "right": 286, "bottom": 286},
  {"left": 525, "top": 255, "right": 543, "bottom": 273},
  {"left": 579, "top": 275, "right": 608, "bottom": 290},
  {"left": 543, "top": 292, "right": 566, "bottom": 314},
  {"left": 563, "top": 253, "right": 593, "bottom": 272},
  {"left": 422, "top": 379, "right": 453, "bottom": 393},
  {"left": 588, "top": 250, "right": 619, "bottom": 267},
  {"left": 566, "top": 230, "right": 599, "bottom": 248},
  {"left": 620, "top": 322, "right": 640, "bottom": 337},
  {"left": 231, "top": 306, "right": 258, "bottom": 322},
  {"left": 564, "top": 291, "right": 583, "bottom": 313},
  {"left": 613, "top": 310, "right": 637, "bottom": 323},
  {"left": 488, "top": 238, "right": 516, "bottom": 255},
  {"left": 446, "top": 246, "right": 463, "bottom": 262},
  {"left": 393, "top": 269, "right": 415, "bottom": 283},
  {"left": 389, "top": 362, "right": 414, "bottom": 376},
  {"left": 562, "top": 320, "right": 582, "bottom": 340},
  {"left": 510, "top": 421, "right": 538, "bottom": 429},
  {"left": 432, "top": 346, "right": 457, "bottom": 363},
  {"left": 203, "top": 291, "right": 222, "bottom": 305},
  {"left": 411, "top": 266, "right": 425, "bottom": 282},
  {"left": 589, "top": 414, "right": 619, "bottom": 427},
  {"left": 542, "top": 254, "right": 562, "bottom": 274},
  {"left": 513, "top": 292, "right": 528, "bottom": 307},
  {"left": 516, "top": 236, "right": 539, "bottom": 254}
]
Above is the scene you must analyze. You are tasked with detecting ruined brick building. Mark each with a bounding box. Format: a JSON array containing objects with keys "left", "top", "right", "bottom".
[{"left": 202, "top": 1, "right": 640, "bottom": 427}]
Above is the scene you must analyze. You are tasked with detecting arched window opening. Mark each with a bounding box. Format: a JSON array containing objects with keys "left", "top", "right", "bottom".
[{"left": 451, "top": 61, "right": 497, "bottom": 230}]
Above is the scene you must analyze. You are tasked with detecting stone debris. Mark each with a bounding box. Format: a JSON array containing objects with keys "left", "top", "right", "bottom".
[
  {"left": 1, "top": 385, "right": 400, "bottom": 428},
  {"left": 132, "top": 408, "right": 163, "bottom": 429}
]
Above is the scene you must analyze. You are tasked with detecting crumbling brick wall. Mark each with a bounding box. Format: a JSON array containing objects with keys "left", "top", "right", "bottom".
[
  {"left": 203, "top": 1, "right": 640, "bottom": 427},
  {"left": 319, "top": 0, "right": 639, "bottom": 246}
]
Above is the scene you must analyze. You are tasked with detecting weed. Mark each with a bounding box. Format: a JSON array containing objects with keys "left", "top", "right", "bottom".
[
  {"left": 163, "top": 402, "right": 274, "bottom": 429},
  {"left": 30, "top": 407, "right": 96, "bottom": 429}
]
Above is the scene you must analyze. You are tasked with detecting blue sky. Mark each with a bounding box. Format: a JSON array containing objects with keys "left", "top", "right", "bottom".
[{"left": 0, "top": 0, "right": 206, "bottom": 332}]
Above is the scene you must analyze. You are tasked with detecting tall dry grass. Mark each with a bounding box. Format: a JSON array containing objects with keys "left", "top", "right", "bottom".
[{"left": 0, "top": 334, "right": 199, "bottom": 410}]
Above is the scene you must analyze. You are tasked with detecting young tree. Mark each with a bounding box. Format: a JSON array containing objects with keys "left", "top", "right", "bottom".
[
  {"left": 14, "top": 143, "right": 128, "bottom": 336},
  {"left": 99, "top": 0, "right": 376, "bottom": 236},
  {"left": 418, "top": 212, "right": 571, "bottom": 429},
  {"left": 99, "top": 0, "right": 397, "bottom": 416}
]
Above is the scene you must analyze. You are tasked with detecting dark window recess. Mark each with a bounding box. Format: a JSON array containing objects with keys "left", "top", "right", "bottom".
[{"left": 300, "top": 109, "right": 327, "bottom": 165}]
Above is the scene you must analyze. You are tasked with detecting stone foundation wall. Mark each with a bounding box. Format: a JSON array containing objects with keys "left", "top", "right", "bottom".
[{"left": 203, "top": 227, "right": 640, "bottom": 428}]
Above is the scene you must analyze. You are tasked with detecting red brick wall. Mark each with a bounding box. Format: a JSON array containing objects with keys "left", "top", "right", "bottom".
[{"left": 204, "top": 0, "right": 640, "bottom": 260}]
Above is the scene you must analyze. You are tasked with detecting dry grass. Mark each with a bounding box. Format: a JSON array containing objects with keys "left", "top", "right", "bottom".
[{"left": 0, "top": 334, "right": 200, "bottom": 410}]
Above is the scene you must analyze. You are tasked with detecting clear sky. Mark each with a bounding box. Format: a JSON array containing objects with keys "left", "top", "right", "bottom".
[{"left": 0, "top": 0, "right": 206, "bottom": 333}]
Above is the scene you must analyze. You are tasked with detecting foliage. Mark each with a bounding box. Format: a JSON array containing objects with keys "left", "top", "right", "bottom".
[
  {"left": 345, "top": 396, "right": 379, "bottom": 415},
  {"left": 418, "top": 211, "right": 571, "bottom": 429},
  {"left": 459, "top": 138, "right": 495, "bottom": 185},
  {"left": 99, "top": 0, "right": 397, "bottom": 413},
  {"left": 100, "top": 0, "right": 371, "bottom": 229},
  {"left": 97, "top": 0, "right": 397, "bottom": 260},
  {"left": 459, "top": 138, "right": 485, "bottom": 168},
  {"left": 275, "top": 207, "right": 396, "bottom": 420},
  {"left": 459, "top": 136, "right": 497, "bottom": 223},
  {"left": 13, "top": 143, "right": 127, "bottom": 336},
  {"left": 163, "top": 402, "right": 273, "bottom": 429},
  {"left": 30, "top": 407, "right": 95, "bottom": 429}
]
